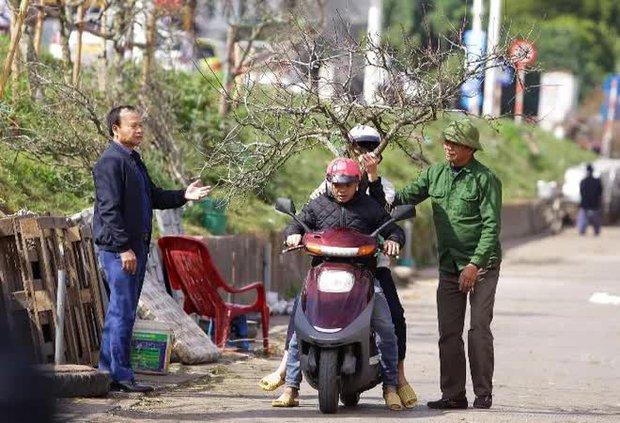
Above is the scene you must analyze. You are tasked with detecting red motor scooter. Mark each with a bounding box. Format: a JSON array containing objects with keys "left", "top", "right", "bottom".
[{"left": 275, "top": 197, "right": 415, "bottom": 413}]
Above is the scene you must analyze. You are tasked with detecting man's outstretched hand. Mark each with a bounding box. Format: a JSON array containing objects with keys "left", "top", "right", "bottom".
[{"left": 185, "top": 180, "right": 212, "bottom": 201}]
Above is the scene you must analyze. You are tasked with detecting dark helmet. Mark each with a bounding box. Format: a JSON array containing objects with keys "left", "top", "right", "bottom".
[{"left": 326, "top": 158, "right": 361, "bottom": 184}]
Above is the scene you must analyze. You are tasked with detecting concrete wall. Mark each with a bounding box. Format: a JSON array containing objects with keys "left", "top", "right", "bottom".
[{"left": 500, "top": 200, "right": 549, "bottom": 241}]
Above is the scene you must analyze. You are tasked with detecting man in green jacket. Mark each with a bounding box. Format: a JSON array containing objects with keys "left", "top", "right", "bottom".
[{"left": 366, "top": 118, "right": 501, "bottom": 410}]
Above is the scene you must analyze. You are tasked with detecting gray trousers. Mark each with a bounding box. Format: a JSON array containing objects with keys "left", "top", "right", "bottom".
[{"left": 437, "top": 266, "right": 500, "bottom": 399}]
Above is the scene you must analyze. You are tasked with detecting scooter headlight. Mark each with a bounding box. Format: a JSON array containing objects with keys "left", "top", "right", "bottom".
[
  {"left": 317, "top": 270, "right": 355, "bottom": 293},
  {"left": 306, "top": 243, "right": 377, "bottom": 256}
]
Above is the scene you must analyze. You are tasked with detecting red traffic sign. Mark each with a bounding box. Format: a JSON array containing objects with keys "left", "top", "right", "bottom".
[{"left": 509, "top": 39, "right": 537, "bottom": 67}]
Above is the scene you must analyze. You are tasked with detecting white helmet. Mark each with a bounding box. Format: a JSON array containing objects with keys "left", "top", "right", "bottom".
[{"left": 348, "top": 124, "right": 381, "bottom": 145}]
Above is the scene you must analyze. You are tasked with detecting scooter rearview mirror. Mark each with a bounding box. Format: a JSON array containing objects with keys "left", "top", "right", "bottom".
[
  {"left": 275, "top": 197, "right": 296, "bottom": 215},
  {"left": 370, "top": 205, "right": 416, "bottom": 238},
  {"left": 274, "top": 197, "right": 312, "bottom": 233},
  {"left": 391, "top": 205, "right": 416, "bottom": 222}
]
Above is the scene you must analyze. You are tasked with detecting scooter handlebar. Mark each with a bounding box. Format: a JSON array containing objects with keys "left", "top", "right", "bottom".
[{"left": 281, "top": 244, "right": 305, "bottom": 254}]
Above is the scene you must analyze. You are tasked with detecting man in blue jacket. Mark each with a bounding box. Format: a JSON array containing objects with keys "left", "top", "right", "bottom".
[{"left": 93, "top": 105, "right": 211, "bottom": 392}]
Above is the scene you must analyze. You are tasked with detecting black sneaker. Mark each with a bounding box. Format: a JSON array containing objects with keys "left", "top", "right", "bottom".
[
  {"left": 427, "top": 397, "right": 468, "bottom": 409},
  {"left": 473, "top": 395, "right": 492, "bottom": 409}
]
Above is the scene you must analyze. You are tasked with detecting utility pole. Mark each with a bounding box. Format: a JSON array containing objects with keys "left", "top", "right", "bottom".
[
  {"left": 363, "top": 0, "right": 384, "bottom": 105},
  {"left": 482, "top": 0, "right": 502, "bottom": 116},
  {"left": 509, "top": 39, "right": 537, "bottom": 124},
  {"left": 513, "top": 64, "right": 526, "bottom": 123},
  {"left": 467, "top": 0, "right": 484, "bottom": 115}
]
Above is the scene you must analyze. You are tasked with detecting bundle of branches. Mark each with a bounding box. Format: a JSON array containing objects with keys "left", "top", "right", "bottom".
[{"left": 204, "top": 14, "right": 510, "bottom": 197}]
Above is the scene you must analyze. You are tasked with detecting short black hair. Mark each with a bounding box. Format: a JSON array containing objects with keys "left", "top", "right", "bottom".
[
  {"left": 107, "top": 105, "right": 138, "bottom": 136},
  {"left": 353, "top": 141, "right": 379, "bottom": 152}
]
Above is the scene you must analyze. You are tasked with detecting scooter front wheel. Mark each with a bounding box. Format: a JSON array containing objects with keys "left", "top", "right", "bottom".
[{"left": 318, "top": 348, "right": 340, "bottom": 413}]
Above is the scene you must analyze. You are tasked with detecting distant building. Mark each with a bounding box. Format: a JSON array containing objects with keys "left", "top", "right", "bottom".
[
  {"left": 537, "top": 71, "right": 579, "bottom": 136},
  {"left": 195, "top": 0, "right": 373, "bottom": 97},
  {"left": 195, "top": 0, "right": 372, "bottom": 44}
]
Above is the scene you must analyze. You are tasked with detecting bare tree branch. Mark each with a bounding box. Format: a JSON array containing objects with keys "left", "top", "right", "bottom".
[{"left": 201, "top": 13, "right": 516, "bottom": 196}]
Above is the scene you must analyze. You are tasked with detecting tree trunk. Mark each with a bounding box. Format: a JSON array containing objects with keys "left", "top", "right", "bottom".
[
  {"left": 142, "top": 3, "right": 157, "bottom": 89},
  {"left": 97, "top": 7, "right": 108, "bottom": 94},
  {"left": 0, "top": 0, "right": 30, "bottom": 99},
  {"left": 33, "top": 0, "right": 44, "bottom": 56},
  {"left": 24, "top": 9, "right": 40, "bottom": 100},
  {"left": 218, "top": 25, "right": 238, "bottom": 117},
  {"left": 183, "top": 0, "right": 198, "bottom": 71},
  {"left": 56, "top": 1, "right": 74, "bottom": 83},
  {"left": 72, "top": 3, "right": 85, "bottom": 86},
  {"left": 111, "top": 4, "right": 129, "bottom": 96},
  {"left": 185, "top": 0, "right": 197, "bottom": 37}
]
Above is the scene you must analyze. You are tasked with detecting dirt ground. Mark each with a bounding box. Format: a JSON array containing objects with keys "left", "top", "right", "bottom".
[{"left": 58, "top": 316, "right": 293, "bottom": 422}]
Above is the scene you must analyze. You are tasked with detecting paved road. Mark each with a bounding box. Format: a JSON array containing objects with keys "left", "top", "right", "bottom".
[
  {"left": 64, "top": 226, "right": 620, "bottom": 422},
  {"left": 400, "top": 227, "right": 620, "bottom": 422}
]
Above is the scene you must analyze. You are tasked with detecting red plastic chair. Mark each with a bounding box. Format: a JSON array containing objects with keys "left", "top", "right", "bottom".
[{"left": 157, "top": 235, "right": 269, "bottom": 349}]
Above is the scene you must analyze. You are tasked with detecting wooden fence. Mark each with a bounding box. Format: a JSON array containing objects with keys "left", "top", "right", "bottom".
[
  {"left": 196, "top": 232, "right": 311, "bottom": 304},
  {"left": 0, "top": 216, "right": 105, "bottom": 366}
]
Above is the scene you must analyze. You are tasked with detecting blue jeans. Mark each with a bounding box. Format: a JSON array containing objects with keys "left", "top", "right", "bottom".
[
  {"left": 98, "top": 249, "right": 147, "bottom": 383},
  {"left": 577, "top": 208, "right": 601, "bottom": 235},
  {"left": 285, "top": 282, "right": 399, "bottom": 389}
]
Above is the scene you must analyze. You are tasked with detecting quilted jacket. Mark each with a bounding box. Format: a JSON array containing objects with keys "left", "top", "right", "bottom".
[{"left": 284, "top": 191, "right": 405, "bottom": 245}]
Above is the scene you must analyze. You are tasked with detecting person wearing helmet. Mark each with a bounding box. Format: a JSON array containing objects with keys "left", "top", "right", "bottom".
[
  {"left": 261, "top": 126, "right": 417, "bottom": 409},
  {"left": 366, "top": 118, "right": 502, "bottom": 410},
  {"left": 270, "top": 158, "right": 406, "bottom": 410},
  {"left": 309, "top": 124, "right": 396, "bottom": 204},
  {"left": 348, "top": 123, "right": 381, "bottom": 148},
  {"left": 350, "top": 124, "right": 416, "bottom": 407}
]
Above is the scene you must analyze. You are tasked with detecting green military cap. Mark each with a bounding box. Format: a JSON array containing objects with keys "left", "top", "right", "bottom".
[{"left": 441, "top": 118, "right": 483, "bottom": 150}]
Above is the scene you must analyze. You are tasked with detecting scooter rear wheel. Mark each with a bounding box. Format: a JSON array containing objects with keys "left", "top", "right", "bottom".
[
  {"left": 340, "top": 392, "right": 360, "bottom": 407},
  {"left": 318, "top": 348, "right": 340, "bottom": 413}
]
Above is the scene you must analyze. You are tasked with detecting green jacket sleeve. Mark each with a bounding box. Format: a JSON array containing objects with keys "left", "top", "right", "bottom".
[
  {"left": 395, "top": 167, "right": 431, "bottom": 206},
  {"left": 470, "top": 174, "right": 502, "bottom": 268}
]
